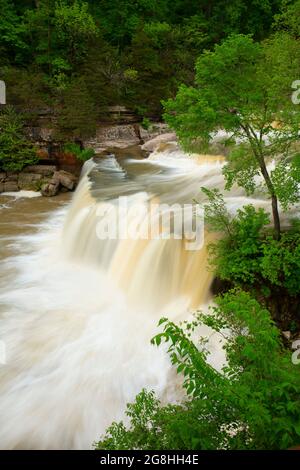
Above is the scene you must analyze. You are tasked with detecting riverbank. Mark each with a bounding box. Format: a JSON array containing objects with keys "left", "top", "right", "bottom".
[
  {"left": 0, "top": 166, "right": 79, "bottom": 197},
  {"left": 0, "top": 123, "right": 173, "bottom": 198}
]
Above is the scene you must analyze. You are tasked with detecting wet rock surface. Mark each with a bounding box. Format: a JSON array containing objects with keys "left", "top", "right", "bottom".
[{"left": 0, "top": 166, "right": 78, "bottom": 196}]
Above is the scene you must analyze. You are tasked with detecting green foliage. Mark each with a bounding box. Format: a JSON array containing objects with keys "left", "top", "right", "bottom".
[
  {"left": 2, "top": 66, "right": 50, "bottom": 122},
  {"left": 0, "top": 0, "right": 288, "bottom": 125},
  {"left": 273, "top": 0, "right": 300, "bottom": 37},
  {"left": 223, "top": 144, "right": 260, "bottom": 195},
  {"left": 164, "top": 33, "right": 300, "bottom": 237},
  {"left": 260, "top": 232, "right": 300, "bottom": 295},
  {"left": 0, "top": 106, "right": 38, "bottom": 172},
  {"left": 124, "top": 21, "right": 196, "bottom": 116},
  {"left": 54, "top": 0, "right": 99, "bottom": 66},
  {"left": 0, "top": 0, "right": 27, "bottom": 64},
  {"left": 202, "top": 188, "right": 300, "bottom": 298},
  {"left": 90, "top": 0, "right": 168, "bottom": 45},
  {"left": 201, "top": 187, "right": 233, "bottom": 235},
  {"left": 64, "top": 142, "right": 95, "bottom": 161},
  {"left": 56, "top": 78, "right": 97, "bottom": 140},
  {"left": 95, "top": 290, "right": 300, "bottom": 450},
  {"left": 141, "top": 117, "right": 151, "bottom": 130},
  {"left": 271, "top": 154, "right": 300, "bottom": 210}
]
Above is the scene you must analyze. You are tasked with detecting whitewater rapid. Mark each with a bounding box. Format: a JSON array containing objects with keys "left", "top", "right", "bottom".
[{"left": 0, "top": 148, "right": 273, "bottom": 449}]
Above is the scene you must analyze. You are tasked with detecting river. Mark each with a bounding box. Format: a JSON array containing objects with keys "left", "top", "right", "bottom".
[{"left": 0, "top": 146, "right": 272, "bottom": 449}]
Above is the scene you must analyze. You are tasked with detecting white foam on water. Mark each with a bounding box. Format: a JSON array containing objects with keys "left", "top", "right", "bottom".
[
  {"left": 1, "top": 148, "right": 283, "bottom": 449},
  {"left": 1, "top": 190, "right": 42, "bottom": 199}
]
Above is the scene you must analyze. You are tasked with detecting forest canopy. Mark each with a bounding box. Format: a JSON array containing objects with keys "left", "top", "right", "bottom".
[{"left": 0, "top": 0, "right": 290, "bottom": 124}]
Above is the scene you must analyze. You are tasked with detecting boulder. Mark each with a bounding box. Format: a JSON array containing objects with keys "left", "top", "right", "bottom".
[
  {"left": 52, "top": 170, "right": 78, "bottom": 190},
  {"left": 41, "top": 181, "right": 60, "bottom": 197},
  {"left": 23, "top": 165, "right": 56, "bottom": 177},
  {"left": 3, "top": 181, "right": 19, "bottom": 192},
  {"left": 18, "top": 173, "right": 42, "bottom": 190},
  {"left": 282, "top": 331, "right": 291, "bottom": 340},
  {"left": 85, "top": 124, "right": 141, "bottom": 153},
  {"left": 141, "top": 133, "right": 177, "bottom": 152},
  {"left": 39, "top": 170, "right": 78, "bottom": 196},
  {"left": 59, "top": 186, "right": 70, "bottom": 193}
]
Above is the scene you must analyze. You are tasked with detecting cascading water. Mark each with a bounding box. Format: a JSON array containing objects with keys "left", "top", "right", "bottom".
[{"left": 0, "top": 147, "right": 276, "bottom": 449}]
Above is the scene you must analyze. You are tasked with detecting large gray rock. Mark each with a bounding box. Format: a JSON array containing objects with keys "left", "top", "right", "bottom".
[
  {"left": 52, "top": 170, "right": 78, "bottom": 190},
  {"left": 141, "top": 133, "right": 177, "bottom": 152},
  {"left": 85, "top": 124, "right": 141, "bottom": 153},
  {"left": 3, "top": 181, "right": 19, "bottom": 192},
  {"left": 18, "top": 173, "right": 42, "bottom": 190},
  {"left": 40, "top": 170, "right": 78, "bottom": 196},
  {"left": 41, "top": 181, "right": 60, "bottom": 197},
  {"left": 23, "top": 165, "right": 57, "bottom": 177}
]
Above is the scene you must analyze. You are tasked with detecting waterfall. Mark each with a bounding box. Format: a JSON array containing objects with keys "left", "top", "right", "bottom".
[{"left": 0, "top": 147, "right": 274, "bottom": 449}]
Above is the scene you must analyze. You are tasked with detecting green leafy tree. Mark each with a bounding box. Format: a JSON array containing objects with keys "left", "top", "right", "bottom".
[
  {"left": 22, "top": 0, "right": 55, "bottom": 74},
  {"left": 95, "top": 290, "right": 300, "bottom": 450},
  {"left": 0, "top": 106, "right": 38, "bottom": 172},
  {"left": 2, "top": 66, "right": 50, "bottom": 122},
  {"left": 22, "top": 0, "right": 99, "bottom": 77},
  {"left": 81, "top": 40, "right": 123, "bottom": 110},
  {"left": 56, "top": 78, "right": 97, "bottom": 140},
  {"left": 166, "top": 0, "right": 282, "bottom": 41},
  {"left": 91, "top": 0, "right": 169, "bottom": 46},
  {"left": 0, "top": 0, "right": 293, "bottom": 145},
  {"left": 164, "top": 33, "right": 300, "bottom": 239},
  {"left": 0, "top": 0, "right": 27, "bottom": 64},
  {"left": 125, "top": 21, "right": 197, "bottom": 116},
  {"left": 54, "top": 0, "right": 99, "bottom": 67},
  {"left": 273, "top": 0, "right": 300, "bottom": 38},
  {"left": 202, "top": 188, "right": 300, "bottom": 324}
]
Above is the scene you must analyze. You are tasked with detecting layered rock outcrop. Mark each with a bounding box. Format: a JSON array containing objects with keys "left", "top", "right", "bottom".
[{"left": 0, "top": 165, "right": 78, "bottom": 196}]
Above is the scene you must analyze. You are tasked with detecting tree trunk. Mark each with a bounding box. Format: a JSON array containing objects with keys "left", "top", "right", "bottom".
[
  {"left": 271, "top": 194, "right": 281, "bottom": 240},
  {"left": 242, "top": 123, "right": 281, "bottom": 240},
  {"left": 259, "top": 157, "right": 281, "bottom": 240}
]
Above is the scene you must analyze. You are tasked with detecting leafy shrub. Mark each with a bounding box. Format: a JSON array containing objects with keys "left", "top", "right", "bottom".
[
  {"left": 260, "top": 232, "right": 300, "bottom": 296},
  {"left": 64, "top": 142, "right": 95, "bottom": 162},
  {"left": 202, "top": 188, "right": 300, "bottom": 297},
  {"left": 0, "top": 106, "right": 38, "bottom": 172},
  {"left": 141, "top": 117, "right": 151, "bottom": 130},
  {"left": 95, "top": 291, "right": 300, "bottom": 450}
]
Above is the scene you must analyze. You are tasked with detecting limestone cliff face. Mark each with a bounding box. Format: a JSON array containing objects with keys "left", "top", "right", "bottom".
[
  {"left": 1, "top": 108, "right": 172, "bottom": 196},
  {"left": 0, "top": 166, "right": 78, "bottom": 196},
  {"left": 24, "top": 107, "right": 169, "bottom": 172},
  {"left": 83, "top": 122, "right": 169, "bottom": 154},
  {"left": 12, "top": 106, "right": 171, "bottom": 197}
]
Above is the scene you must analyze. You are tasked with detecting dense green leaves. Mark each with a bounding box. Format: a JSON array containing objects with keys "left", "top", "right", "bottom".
[
  {"left": 274, "top": 0, "right": 300, "bottom": 37},
  {"left": 164, "top": 32, "right": 300, "bottom": 238},
  {"left": 202, "top": 188, "right": 300, "bottom": 298},
  {"left": 0, "top": 0, "right": 289, "bottom": 123},
  {"left": 64, "top": 142, "right": 95, "bottom": 161},
  {"left": 54, "top": 0, "right": 99, "bottom": 66},
  {"left": 95, "top": 291, "right": 300, "bottom": 450},
  {"left": 56, "top": 78, "right": 97, "bottom": 139},
  {"left": 260, "top": 232, "right": 300, "bottom": 295},
  {"left": 0, "top": 0, "right": 27, "bottom": 64},
  {"left": 0, "top": 106, "right": 38, "bottom": 172}
]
